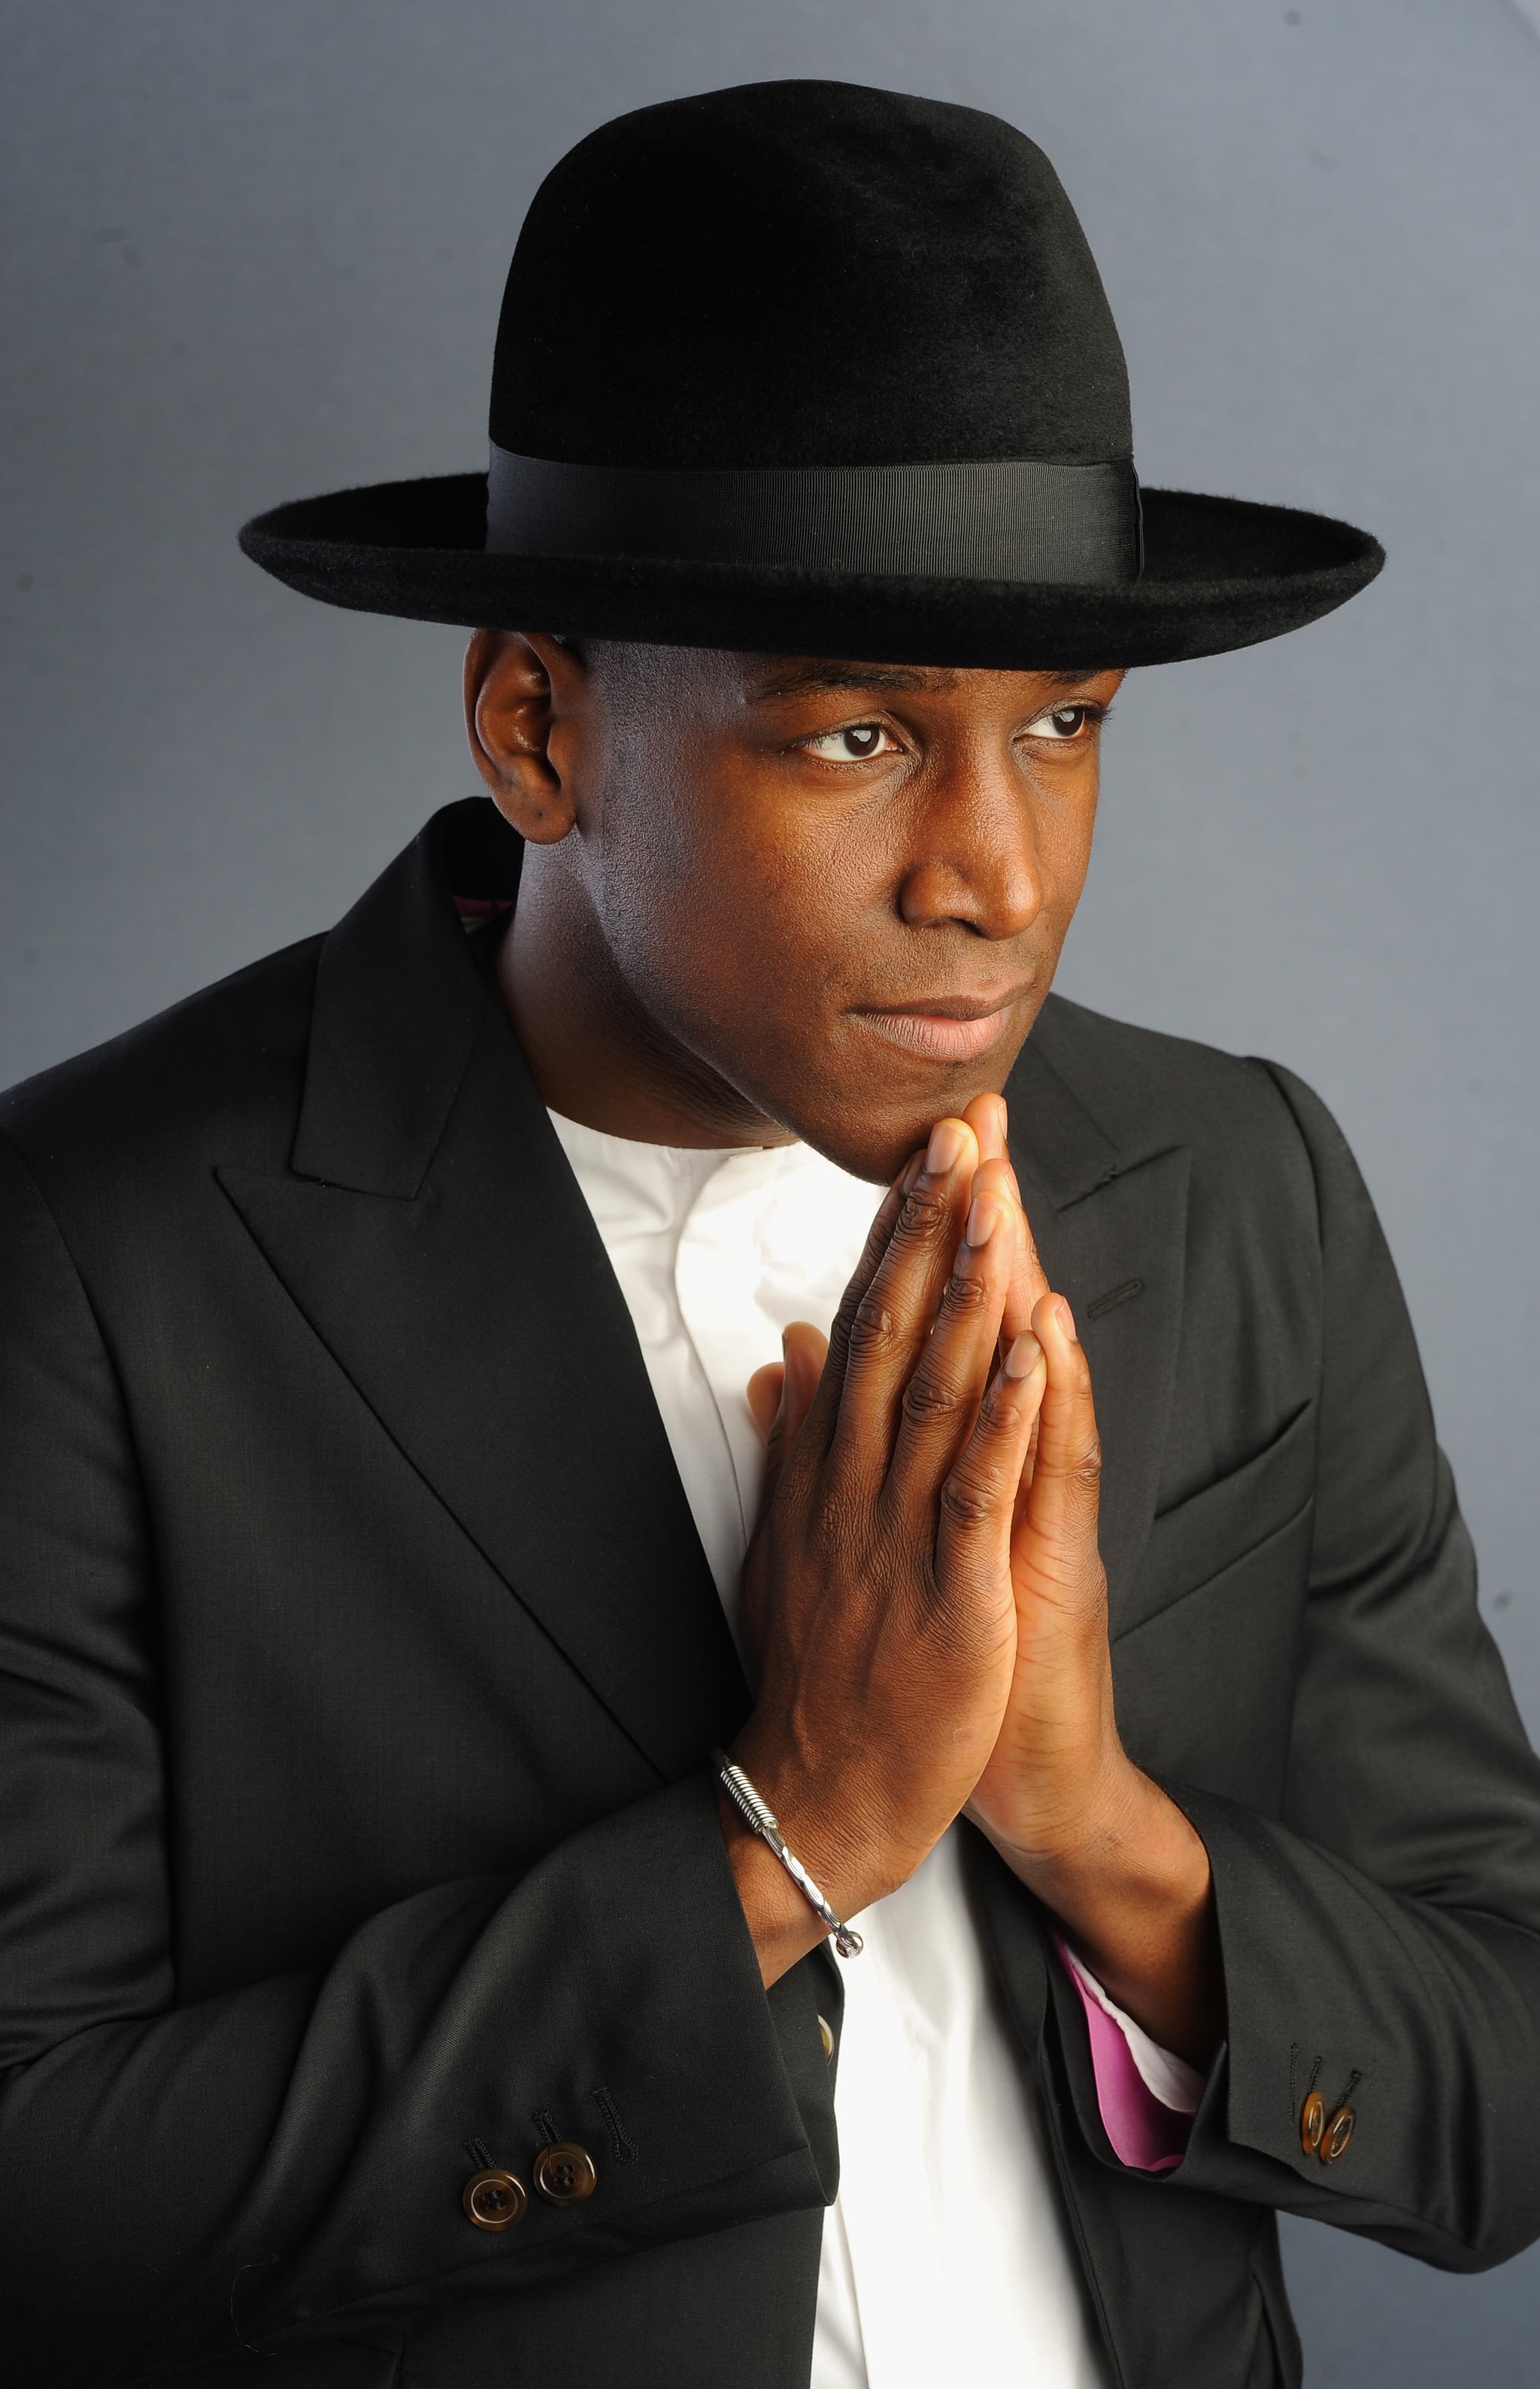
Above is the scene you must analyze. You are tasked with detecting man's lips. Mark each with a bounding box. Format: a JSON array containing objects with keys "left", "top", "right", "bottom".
[{"left": 852, "top": 996, "right": 1026, "bottom": 1064}]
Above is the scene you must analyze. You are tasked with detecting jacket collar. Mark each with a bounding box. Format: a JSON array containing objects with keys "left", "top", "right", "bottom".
[
  {"left": 223, "top": 802, "right": 1185, "bottom": 1790},
  {"left": 289, "top": 798, "right": 522, "bottom": 1198},
  {"left": 1005, "top": 1009, "right": 1190, "bottom": 1621},
  {"left": 224, "top": 802, "right": 750, "bottom": 1781}
]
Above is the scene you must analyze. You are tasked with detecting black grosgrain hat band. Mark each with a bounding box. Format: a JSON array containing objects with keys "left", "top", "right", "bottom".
[{"left": 487, "top": 445, "right": 1144, "bottom": 585}]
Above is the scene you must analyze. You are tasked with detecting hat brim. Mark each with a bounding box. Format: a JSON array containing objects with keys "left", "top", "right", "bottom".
[{"left": 238, "top": 472, "right": 1382, "bottom": 669}]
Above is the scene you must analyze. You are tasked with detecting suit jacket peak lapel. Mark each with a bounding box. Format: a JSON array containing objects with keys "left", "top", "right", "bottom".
[
  {"left": 229, "top": 800, "right": 747, "bottom": 1781},
  {"left": 1005, "top": 1011, "right": 1122, "bottom": 1213},
  {"left": 1008, "top": 1002, "right": 1190, "bottom": 1617},
  {"left": 290, "top": 798, "right": 524, "bottom": 1199}
]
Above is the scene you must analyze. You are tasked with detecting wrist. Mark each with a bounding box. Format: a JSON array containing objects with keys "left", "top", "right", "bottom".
[
  {"left": 723, "top": 1719, "right": 887, "bottom": 1920},
  {"left": 1020, "top": 1763, "right": 1208, "bottom": 1930},
  {"left": 975, "top": 1744, "right": 1148, "bottom": 1891},
  {"left": 990, "top": 1764, "right": 1222, "bottom": 2066},
  {"left": 715, "top": 1775, "right": 838, "bottom": 1990}
]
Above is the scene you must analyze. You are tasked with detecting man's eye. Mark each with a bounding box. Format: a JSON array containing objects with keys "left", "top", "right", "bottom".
[
  {"left": 1025, "top": 705, "right": 1094, "bottom": 741},
  {"left": 803, "top": 723, "right": 899, "bottom": 761}
]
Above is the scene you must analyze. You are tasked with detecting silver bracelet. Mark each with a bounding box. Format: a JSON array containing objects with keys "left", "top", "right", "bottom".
[{"left": 712, "top": 1752, "right": 864, "bottom": 1958}]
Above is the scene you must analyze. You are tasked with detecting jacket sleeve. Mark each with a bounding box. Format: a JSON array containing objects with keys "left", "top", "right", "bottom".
[
  {"left": 0, "top": 1136, "right": 835, "bottom": 2386},
  {"left": 1122, "top": 1064, "right": 1540, "bottom": 2267}
]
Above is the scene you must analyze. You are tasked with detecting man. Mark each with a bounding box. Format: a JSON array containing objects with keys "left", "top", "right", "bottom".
[{"left": 2, "top": 76, "right": 1537, "bottom": 2389}]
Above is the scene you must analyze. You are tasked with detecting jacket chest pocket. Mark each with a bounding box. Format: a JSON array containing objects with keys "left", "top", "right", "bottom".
[{"left": 1110, "top": 1403, "right": 1317, "bottom": 1812}]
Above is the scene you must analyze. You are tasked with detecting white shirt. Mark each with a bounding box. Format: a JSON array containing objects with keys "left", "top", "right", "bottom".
[{"left": 548, "top": 1113, "right": 1115, "bottom": 2389}]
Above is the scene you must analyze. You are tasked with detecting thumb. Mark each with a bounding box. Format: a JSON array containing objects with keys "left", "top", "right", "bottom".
[
  {"left": 781, "top": 1320, "right": 830, "bottom": 1443},
  {"left": 746, "top": 1360, "right": 784, "bottom": 1444},
  {"left": 748, "top": 1322, "right": 829, "bottom": 1522}
]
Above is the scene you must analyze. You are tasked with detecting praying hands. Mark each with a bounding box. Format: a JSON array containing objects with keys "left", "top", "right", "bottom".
[{"left": 725, "top": 1093, "right": 1223, "bottom": 2067}]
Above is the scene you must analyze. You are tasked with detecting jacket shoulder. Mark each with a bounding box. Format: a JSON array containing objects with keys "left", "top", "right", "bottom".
[
  {"left": 1033, "top": 991, "right": 1320, "bottom": 1175},
  {"left": 0, "top": 935, "right": 324, "bottom": 1203}
]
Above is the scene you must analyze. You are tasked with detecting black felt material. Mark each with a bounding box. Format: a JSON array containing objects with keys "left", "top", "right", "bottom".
[
  {"left": 490, "top": 81, "right": 1132, "bottom": 469},
  {"left": 241, "top": 475, "right": 1382, "bottom": 668},
  {"left": 238, "top": 79, "right": 1384, "bottom": 665}
]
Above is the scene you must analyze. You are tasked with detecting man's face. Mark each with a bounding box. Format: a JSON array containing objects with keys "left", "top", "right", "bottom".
[{"left": 483, "top": 640, "right": 1122, "bottom": 1182}]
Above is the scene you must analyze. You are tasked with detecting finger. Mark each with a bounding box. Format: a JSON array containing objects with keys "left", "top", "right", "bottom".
[
  {"left": 1013, "top": 1402, "right": 1044, "bottom": 1520},
  {"left": 751, "top": 1323, "right": 830, "bottom": 1520},
  {"left": 795, "top": 1149, "right": 924, "bottom": 1459},
  {"left": 747, "top": 1358, "right": 788, "bottom": 1544},
  {"left": 823, "top": 1117, "right": 979, "bottom": 1482},
  {"left": 1004, "top": 1196, "right": 1050, "bottom": 1348},
  {"left": 962, "top": 1090, "right": 1009, "bottom": 1166},
  {"left": 933, "top": 1327, "right": 1049, "bottom": 1611},
  {"left": 746, "top": 1361, "right": 784, "bottom": 1444},
  {"left": 1014, "top": 1294, "right": 1104, "bottom": 1600},
  {"left": 885, "top": 1184, "right": 1021, "bottom": 1516},
  {"left": 972, "top": 1153, "right": 1050, "bottom": 1348},
  {"left": 781, "top": 1321, "right": 828, "bottom": 1442},
  {"left": 964, "top": 1088, "right": 1049, "bottom": 1342}
]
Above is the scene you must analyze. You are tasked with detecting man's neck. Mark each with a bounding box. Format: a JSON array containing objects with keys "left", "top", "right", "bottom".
[{"left": 496, "top": 863, "right": 796, "bottom": 1151}]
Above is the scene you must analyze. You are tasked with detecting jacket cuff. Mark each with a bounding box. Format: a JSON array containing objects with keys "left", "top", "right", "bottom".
[
  {"left": 1053, "top": 1936, "right": 1199, "bottom": 2172},
  {"left": 236, "top": 1769, "right": 836, "bottom": 2349}
]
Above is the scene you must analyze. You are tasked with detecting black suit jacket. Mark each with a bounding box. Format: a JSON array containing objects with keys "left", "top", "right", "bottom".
[{"left": 3, "top": 799, "right": 1538, "bottom": 2389}]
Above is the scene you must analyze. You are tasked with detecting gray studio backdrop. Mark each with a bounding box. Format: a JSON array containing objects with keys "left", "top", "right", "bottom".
[{"left": 3, "top": 2, "right": 1538, "bottom": 2380}]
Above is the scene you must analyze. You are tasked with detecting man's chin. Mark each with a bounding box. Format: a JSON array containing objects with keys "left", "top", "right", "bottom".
[{"left": 777, "top": 1059, "right": 1029, "bottom": 1186}]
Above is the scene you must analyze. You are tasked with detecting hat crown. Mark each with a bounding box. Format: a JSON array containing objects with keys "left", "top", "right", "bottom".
[{"left": 490, "top": 80, "right": 1132, "bottom": 471}]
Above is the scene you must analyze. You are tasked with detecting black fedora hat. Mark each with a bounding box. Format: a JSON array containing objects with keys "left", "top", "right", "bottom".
[{"left": 240, "top": 79, "right": 1383, "bottom": 670}]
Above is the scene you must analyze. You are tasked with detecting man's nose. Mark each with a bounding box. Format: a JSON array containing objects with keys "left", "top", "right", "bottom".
[{"left": 895, "top": 749, "right": 1046, "bottom": 940}]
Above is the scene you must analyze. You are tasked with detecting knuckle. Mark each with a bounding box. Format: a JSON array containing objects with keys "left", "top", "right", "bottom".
[
  {"left": 902, "top": 1370, "right": 962, "bottom": 1426},
  {"left": 1045, "top": 1432, "right": 1102, "bottom": 1489},
  {"left": 846, "top": 1293, "right": 894, "bottom": 1356},
  {"left": 1060, "top": 1455, "right": 1103, "bottom": 1517},
  {"left": 939, "top": 1267, "right": 990, "bottom": 1315},
  {"left": 939, "top": 1468, "right": 999, "bottom": 1528},
  {"left": 977, "top": 1378, "right": 1021, "bottom": 1434},
  {"left": 894, "top": 1187, "right": 949, "bottom": 1245}
]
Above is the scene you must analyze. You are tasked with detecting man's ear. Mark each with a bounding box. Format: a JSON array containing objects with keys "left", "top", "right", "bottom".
[{"left": 463, "top": 628, "right": 587, "bottom": 844}]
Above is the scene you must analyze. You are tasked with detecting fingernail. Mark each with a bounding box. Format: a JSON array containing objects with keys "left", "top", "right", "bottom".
[
  {"left": 1005, "top": 1331, "right": 1043, "bottom": 1378},
  {"left": 965, "top": 1196, "right": 998, "bottom": 1248},
  {"left": 1056, "top": 1296, "right": 1078, "bottom": 1343},
  {"left": 925, "top": 1118, "right": 967, "bottom": 1176}
]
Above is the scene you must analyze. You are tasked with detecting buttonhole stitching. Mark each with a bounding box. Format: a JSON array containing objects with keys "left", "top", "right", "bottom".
[
  {"left": 593, "top": 2084, "right": 639, "bottom": 2165},
  {"left": 1086, "top": 1277, "right": 1144, "bottom": 1321}
]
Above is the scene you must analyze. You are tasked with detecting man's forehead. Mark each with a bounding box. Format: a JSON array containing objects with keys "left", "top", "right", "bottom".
[
  {"left": 582, "top": 640, "right": 1115, "bottom": 717},
  {"left": 741, "top": 657, "right": 1108, "bottom": 703}
]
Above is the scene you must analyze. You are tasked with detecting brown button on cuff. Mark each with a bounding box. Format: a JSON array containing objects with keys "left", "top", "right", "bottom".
[
  {"left": 462, "top": 2167, "right": 527, "bottom": 2230},
  {"left": 533, "top": 2140, "right": 598, "bottom": 2206},
  {"left": 818, "top": 2014, "right": 835, "bottom": 2063},
  {"left": 1320, "top": 2105, "right": 1356, "bottom": 2163},
  {"left": 1299, "top": 2091, "right": 1325, "bottom": 2157}
]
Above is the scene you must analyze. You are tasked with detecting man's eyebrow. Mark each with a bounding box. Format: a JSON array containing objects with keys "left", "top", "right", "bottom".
[{"left": 747, "top": 662, "right": 959, "bottom": 702}]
